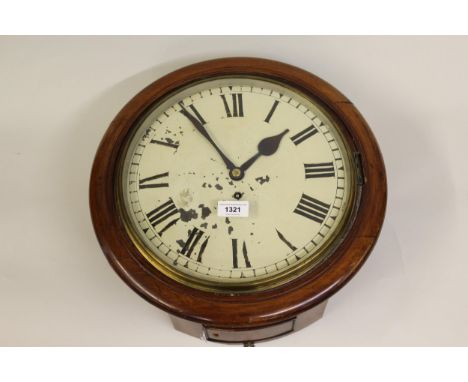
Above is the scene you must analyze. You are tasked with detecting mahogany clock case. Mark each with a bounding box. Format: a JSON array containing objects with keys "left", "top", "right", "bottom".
[{"left": 89, "top": 57, "right": 387, "bottom": 337}]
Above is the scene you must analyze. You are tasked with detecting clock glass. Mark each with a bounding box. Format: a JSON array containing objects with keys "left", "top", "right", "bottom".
[{"left": 119, "top": 77, "right": 357, "bottom": 291}]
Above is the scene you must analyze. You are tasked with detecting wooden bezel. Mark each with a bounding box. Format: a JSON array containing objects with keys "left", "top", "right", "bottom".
[{"left": 89, "top": 57, "right": 386, "bottom": 331}]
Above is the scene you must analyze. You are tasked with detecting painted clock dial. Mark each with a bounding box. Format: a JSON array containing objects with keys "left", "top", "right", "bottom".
[{"left": 120, "top": 77, "right": 356, "bottom": 290}]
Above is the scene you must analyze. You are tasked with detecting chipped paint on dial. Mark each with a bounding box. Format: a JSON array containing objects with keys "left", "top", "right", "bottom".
[{"left": 121, "top": 77, "right": 353, "bottom": 286}]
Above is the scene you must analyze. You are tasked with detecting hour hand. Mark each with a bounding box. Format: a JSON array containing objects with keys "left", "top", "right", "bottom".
[
  {"left": 180, "top": 105, "right": 237, "bottom": 171},
  {"left": 240, "top": 129, "right": 290, "bottom": 173}
]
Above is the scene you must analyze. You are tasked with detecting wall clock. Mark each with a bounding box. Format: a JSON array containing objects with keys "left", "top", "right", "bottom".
[{"left": 90, "top": 57, "right": 386, "bottom": 345}]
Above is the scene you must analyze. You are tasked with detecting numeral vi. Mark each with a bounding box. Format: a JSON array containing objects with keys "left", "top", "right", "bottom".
[{"left": 231, "top": 239, "right": 251, "bottom": 268}]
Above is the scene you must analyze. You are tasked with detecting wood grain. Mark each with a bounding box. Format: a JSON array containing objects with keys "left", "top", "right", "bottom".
[{"left": 89, "top": 57, "right": 387, "bottom": 337}]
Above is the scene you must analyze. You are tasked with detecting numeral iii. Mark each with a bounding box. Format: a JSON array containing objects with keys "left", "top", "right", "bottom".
[{"left": 304, "top": 162, "right": 335, "bottom": 179}]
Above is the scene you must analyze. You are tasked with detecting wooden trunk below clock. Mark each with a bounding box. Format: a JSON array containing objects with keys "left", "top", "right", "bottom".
[{"left": 170, "top": 300, "right": 328, "bottom": 345}]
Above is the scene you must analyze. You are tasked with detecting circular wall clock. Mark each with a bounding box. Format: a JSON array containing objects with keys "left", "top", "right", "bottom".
[{"left": 90, "top": 57, "right": 386, "bottom": 345}]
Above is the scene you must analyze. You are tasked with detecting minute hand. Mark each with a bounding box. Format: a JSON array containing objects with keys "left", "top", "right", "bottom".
[
  {"left": 240, "top": 129, "right": 290, "bottom": 172},
  {"left": 180, "top": 108, "right": 237, "bottom": 171}
]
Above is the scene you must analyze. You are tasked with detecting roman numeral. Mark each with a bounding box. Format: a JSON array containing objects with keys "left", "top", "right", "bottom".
[
  {"left": 264, "top": 100, "right": 279, "bottom": 123},
  {"left": 150, "top": 139, "right": 179, "bottom": 149},
  {"left": 276, "top": 229, "right": 297, "bottom": 251},
  {"left": 294, "top": 194, "right": 330, "bottom": 224},
  {"left": 179, "top": 102, "right": 206, "bottom": 125},
  {"left": 180, "top": 228, "right": 209, "bottom": 263},
  {"left": 304, "top": 162, "right": 335, "bottom": 179},
  {"left": 221, "top": 93, "right": 244, "bottom": 118},
  {"left": 231, "top": 239, "right": 251, "bottom": 268},
  {"left": 146, "top": 198, "right": 179, "bottom": 235},
  {"left": 139, "top": 172, "right": 169, "bottom": 189},
  {"left": 290, "top": 125, "right": 318, "bottom": 145}
]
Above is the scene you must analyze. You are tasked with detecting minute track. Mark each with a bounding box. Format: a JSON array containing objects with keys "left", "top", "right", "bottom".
[
  {"left": 91, "top": 57, "right": 386, "bottom": 345},
  {"left": 122, "top": 77, "right": 351, "bottom": 285}
]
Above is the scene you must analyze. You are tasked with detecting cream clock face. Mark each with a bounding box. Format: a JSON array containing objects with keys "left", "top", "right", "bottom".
[{"left": 120, "top": 77, "right": 355, "bottom": 290}]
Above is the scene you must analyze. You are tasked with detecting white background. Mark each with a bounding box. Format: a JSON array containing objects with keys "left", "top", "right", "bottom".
[{"left": 1, "top": 36, "right": 467, "bottom": 346}]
